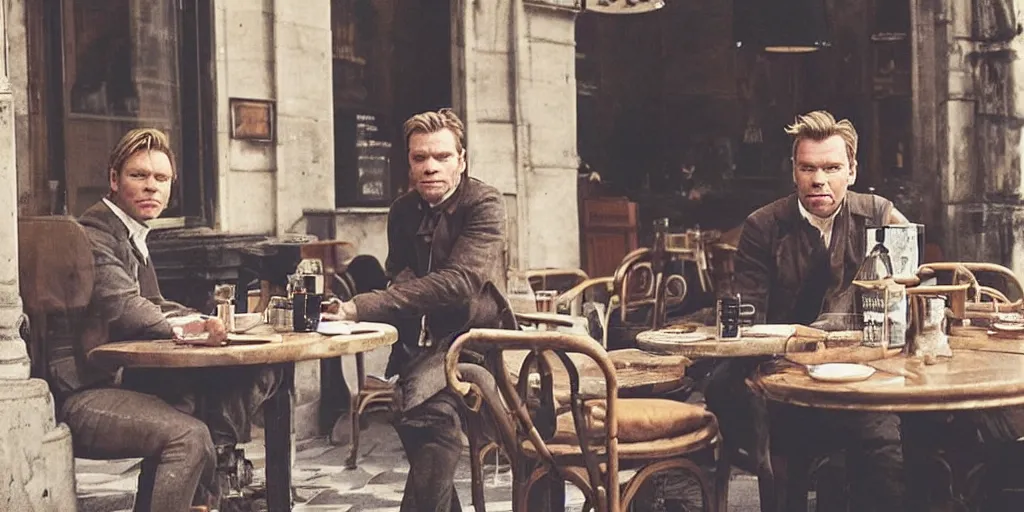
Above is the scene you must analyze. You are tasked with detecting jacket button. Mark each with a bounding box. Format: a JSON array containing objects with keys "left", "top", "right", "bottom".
[{"left": 423, "top": 235, "right": 432, "bottom": 243}]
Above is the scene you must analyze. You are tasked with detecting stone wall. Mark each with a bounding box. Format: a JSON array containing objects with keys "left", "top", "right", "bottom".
[
  {"left": 213, "top": 0, "right": 335, "bottom": 236},
  {"left": 454, "top": 0, "right": 581, "bottom": 271},
  {"left": 334, "top": 208, "right": 391, "bottom": 264},
  {"left": 936, "top": 0, "right": 1024, "bottom": 274}
]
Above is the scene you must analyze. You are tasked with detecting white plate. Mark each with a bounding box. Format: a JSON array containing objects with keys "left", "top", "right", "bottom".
[
  {"left": 807, "top": 363, "right": 876, "bottom": 383},
  {"left": 993, "top": 322, "right": 1024, "bottom": 333},
  {"left": 316, "top": 321, "right": 378, "bottom": 336},
  {"left": 317, "top": 321, "right": 356, "bottom": 336}
]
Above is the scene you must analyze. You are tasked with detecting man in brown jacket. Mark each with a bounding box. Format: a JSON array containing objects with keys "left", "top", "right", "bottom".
[
  {"left": 705, "top": 111, "right": 907, "bottom": 511},
  {"left": 327, "top": 109, "right": 508, "bottom": 511},
  {"left": 59, "top": 129, "right": 278, "bottom": 512}
]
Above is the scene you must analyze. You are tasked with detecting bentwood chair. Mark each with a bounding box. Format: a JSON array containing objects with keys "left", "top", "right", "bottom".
[
  {"left": 917, "top": 262, "right": 1024, "bottom": 321},
  {"left": 446, "top": 328, "right": 729, "bottom": 512}
]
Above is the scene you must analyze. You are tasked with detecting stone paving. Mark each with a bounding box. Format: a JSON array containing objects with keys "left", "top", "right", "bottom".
[{"left": 75, "top": 412, "right": 764, "bottom": 512}]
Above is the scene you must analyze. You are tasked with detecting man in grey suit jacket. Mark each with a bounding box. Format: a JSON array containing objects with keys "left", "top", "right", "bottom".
[{"left": 59, "top": 129, "right": 277, "bottom": 512}]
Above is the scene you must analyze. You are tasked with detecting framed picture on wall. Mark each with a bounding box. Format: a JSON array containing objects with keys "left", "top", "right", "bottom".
[{"left": 230, "top": 98, "right": 275, "bottom": 142}]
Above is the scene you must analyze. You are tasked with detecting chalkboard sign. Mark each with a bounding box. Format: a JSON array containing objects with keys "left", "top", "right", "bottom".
[{"left": 336, "top": 112, "right": 393, "bottom": 206}]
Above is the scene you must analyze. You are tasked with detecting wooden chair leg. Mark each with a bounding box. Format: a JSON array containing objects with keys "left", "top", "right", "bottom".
[
  {"left": 621, "top": 459, "right": 714, "bottom": 512},
  {"left": 756, "top": 464, "right": 778, "bottom": 512},
  {"left": 344, "top": 354, "right": 366, "bottom": 469},
  {"left": 751, "top": 395, "right": 777, "bottom": 512},
  {"left": 466, "top": 411, "right": 489, "bottom": 512},
  {"left": 774, "top": 453, "right": 812, "bottom": 512},
  {"left": 714, "top": 438, "right": 731, "bottom": 512}
]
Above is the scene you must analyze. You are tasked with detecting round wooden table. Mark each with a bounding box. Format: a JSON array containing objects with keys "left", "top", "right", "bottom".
[
  {"left": 89, "top": 322, "right": 397, "bottom": 512},
  {"left": 503, "top": 348, "right": 690, "bottom": 401},
  {"left": 636, "top": 327, "right": 796, "bottom": 358},
  {"left": 750, "top": 349, "right": 1024, "bottom": 412},
  {"left": 635, "top": 324, "right": 865, "bottom": 359},
  {"left": 750, "top": 348, "right": 1024, "bottom": 511},
  {"left": 89, "top": 322, "right": 397, "bottom": 368}
]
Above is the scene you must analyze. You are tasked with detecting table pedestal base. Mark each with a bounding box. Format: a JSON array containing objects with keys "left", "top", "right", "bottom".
[
  {"left": 264, "top": 363, "right": 294, "bottom": 512},
  {"left": 902, "top": 413, "right": 1024, "bottom": 512}
]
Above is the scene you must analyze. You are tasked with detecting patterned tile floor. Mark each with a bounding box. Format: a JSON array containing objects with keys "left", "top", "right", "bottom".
[{"left": 75, "top": 413, "right": 764, "bottom": 512}]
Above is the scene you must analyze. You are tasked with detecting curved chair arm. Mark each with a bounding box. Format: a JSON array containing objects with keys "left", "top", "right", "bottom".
[
  {"left": 918, "top": 262, "right": 1024, "bottom": 298},
  {"left": 447, "top": 329, "right": 618, "bottom": 399},
  {"left": 980, "top": 286, "right": 1012, "bottom": 304},
  {"left": 918, "top": 262, "right": 1024, "bottom": 314},
  {"left": 554, "top": 277, "right": 614, "bottom": 316},
  {"left": 612, "top": 248, "right": 652, "bottom": 294},
  {"left": 514, "top": 312, "right": 579, "bottom": 329},
  {"left": 524, "top": 268, "right": 590, "bottom": 291}
]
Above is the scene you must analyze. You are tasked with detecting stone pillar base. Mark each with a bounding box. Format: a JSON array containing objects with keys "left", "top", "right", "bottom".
[{"left": 0, "top": 378, "right": 77, "bottom": 511}]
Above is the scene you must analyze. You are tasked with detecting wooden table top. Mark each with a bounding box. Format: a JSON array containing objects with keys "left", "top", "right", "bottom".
[
  {"left": 88, "top": 322, "right": 398, "bottom": 369},
  {"left": 503, "top": 348, "right": 689, "bottom": 395},
  {"left": 636, "top": 325, "right": 862, "bottom": 359},
  {"left": 750, "top": 349, "right": 1024, "bottom": 412}
]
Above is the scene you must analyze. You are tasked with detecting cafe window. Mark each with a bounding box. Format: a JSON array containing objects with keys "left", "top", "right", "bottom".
[
  {"left": 332, "top": 0, "right": 452, "bottom": 207},
  {"left": 52, "top": 0, "right": 212, "bottom": 222}
]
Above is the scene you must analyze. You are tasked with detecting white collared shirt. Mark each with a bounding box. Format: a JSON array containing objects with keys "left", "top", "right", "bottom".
[
  {"left": 103, "top": 198, "right": 152, "bottom": 263},
  {"left": 797, "top": 198, "right": 843, "bottom": 248}
]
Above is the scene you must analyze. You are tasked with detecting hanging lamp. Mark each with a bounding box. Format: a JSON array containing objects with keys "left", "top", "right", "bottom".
[{"left": 734, "top": 0, "right": 831, "bottom": 53}]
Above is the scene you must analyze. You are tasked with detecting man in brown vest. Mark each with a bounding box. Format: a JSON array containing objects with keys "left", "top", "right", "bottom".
[
  {"left": 706, "top": 111, "right": 907, "bottom": 511},
  {"left": 61, "top": 129, "right": 278, "bottom": 511}
]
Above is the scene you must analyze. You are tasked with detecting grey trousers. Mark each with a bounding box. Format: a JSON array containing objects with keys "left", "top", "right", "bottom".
[
  {"left": 394, "top": 390, "right": 464, "bottom": 512},
  {"left": 60, "top": 366, "right": 280, "bottom": 512}
]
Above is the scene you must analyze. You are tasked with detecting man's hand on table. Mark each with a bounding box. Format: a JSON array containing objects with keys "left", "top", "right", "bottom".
[
  {"left": 322, "top": 297, "right": 359, "bottom": 322},
  {"left": 170, "top": 315, "right": 228, "bottom": 346}
]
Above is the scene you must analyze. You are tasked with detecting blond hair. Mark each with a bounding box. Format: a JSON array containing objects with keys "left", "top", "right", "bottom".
[
  {"left": 108, "top": 128, "right": 176, "bottom": 177},
  {"left": 403, "top": 108, "right": 465, "bottom": 154},
  {"left": 785, "top": 110, "right": 857, "bottom": 165}
]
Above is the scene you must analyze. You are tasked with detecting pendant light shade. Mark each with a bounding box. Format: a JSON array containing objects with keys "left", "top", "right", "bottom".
[{"left": 734, "top": 0, "right": 831, "bottom": 53}]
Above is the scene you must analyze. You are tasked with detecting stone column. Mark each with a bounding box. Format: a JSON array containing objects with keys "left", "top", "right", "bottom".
[
  {"left": 0, "top": 1, "right": 77, "bottom": 509},
  {"left": 519, "top": 1, "right": 581, "bottom": 270},
  {"left": 455, "top": 0, "right": 581, "bottom": 271},
  {"left": 0, "top": 0, "right": 29, "bottom": 382},
  {"left": 939, "top": 0, "right": 1024, "bottom": 273}
]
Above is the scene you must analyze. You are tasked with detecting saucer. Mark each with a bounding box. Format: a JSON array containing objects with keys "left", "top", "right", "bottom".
[
  {"left": 317, "top": 321, "right": 378, "bottom": 336},
  {"left": 807, "top": 363, "right": 876, "bottom": 383}
]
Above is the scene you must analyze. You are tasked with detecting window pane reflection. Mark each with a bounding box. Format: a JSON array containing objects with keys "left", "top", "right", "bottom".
[{"left": 63, "top": 0, "right": 183, "bottom": 217}]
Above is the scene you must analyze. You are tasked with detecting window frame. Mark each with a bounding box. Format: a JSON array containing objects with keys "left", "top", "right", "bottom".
[{"left": 42, "top": 0, "right": 216, "bottom": 226}]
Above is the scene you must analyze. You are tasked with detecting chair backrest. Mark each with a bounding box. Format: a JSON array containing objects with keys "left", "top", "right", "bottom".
[
  {"left": 299, "top": 239, "right": 357, "bottom": 277},
  {"left": 446, "top": 328, "right": 621, "bottom": 511},
  {"left": 17, "top": 216, "right": 96, "bottom": 381},
  {"left": 918, "top": 262, "right": 1024, "bottom": 316},
  {"left": 524, "top": 268, "right": 590, "bottom": 296}
]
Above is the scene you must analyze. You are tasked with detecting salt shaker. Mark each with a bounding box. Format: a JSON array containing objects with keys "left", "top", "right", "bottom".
[
  {"left": 217, "top": 302, "right": 235, "bottom": 333},
  {"left": 214, "top": 283, "right": 236, "bottom": 333}
]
